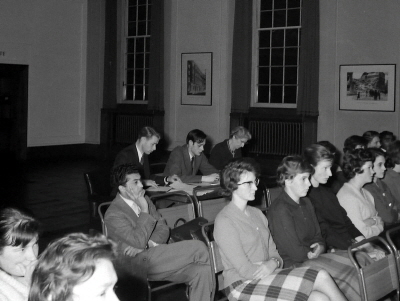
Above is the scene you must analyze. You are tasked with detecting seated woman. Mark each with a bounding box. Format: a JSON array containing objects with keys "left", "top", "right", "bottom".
[
  {"left": 214, "top": 158, "right": 347, "bottom": 301},
  {"left": 267, "top": 156, "right": 374, "bottom": 300},
  {"left": 209, "top": 126, "right": 251, "bottom": 170},
  {"left": 379, "top": 130, "right": 395, "bottom": 152},
  {"left": 0, "top": 208, "right": 40, "bottom": 301},
  {"left": 362, "top": 131, "right": 381, "bottom": 148},
  {"left": 364, "top": 148, "right": 400, "bottom": 227},
  {"left": 337, "top": 149, "right": 384, "bottom": 238},
  {"left": 29, "top": 232, "right": 118, "bottom": 301},
  {"left": 382, "top": 140, "right": 400, "bottom": 204}
]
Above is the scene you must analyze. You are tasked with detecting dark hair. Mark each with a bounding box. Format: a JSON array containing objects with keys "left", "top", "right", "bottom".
[
  {"left": 220, "top": 158, "right": 260, "bottom": 199},
  {"left": 304, "top": 144, "right": 334, "bottom": 175},
  {"left": 379, "top": 130, "right": 395, "bottom": 141},
  {"left": 0, "top": 207, "right": 40, "bottom": 252},
  {"left": 342, "top": 148, "right": 373, "bottom": 179},
  {"left": 186, "top": 129, "right": 206, "bottom": 144},
  {"left": 343, "top": 135, "right": 367, "bottom": 154},
  {"left": 29, "top": 233, "right": 117, "bottom": 301},
  {"left": 137, "top": 126, "right": 160, "bottom": 140},
  {"left": 362, "top": 131, "right": 380, "bottom": 146},
  {"left": 367, "top": 147, "right": 386, "bottom": 162},
  {"left": 386, "top": 140, "right": 400, "bottom": 168},
  {"left": 276, "top": 155, "right": 312, "bottom": 186},
  {"left": 229, "top": 126, "right": 252, "bottom": 140},
  {"left": 111, "top": 164, "right": 140, "bottom": 188}
]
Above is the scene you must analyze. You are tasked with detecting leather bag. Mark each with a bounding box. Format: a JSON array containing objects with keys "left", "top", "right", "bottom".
[{"left": 169, "top": 217, "right": 208, "bottom": 244}]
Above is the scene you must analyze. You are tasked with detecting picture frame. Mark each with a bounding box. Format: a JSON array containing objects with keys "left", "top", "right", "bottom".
[
  {"left": 339, "top": 64, "right": 395, "bottom": 112},
  {"left": 181, "top": 52, "right": 212, "bottom": 106}
]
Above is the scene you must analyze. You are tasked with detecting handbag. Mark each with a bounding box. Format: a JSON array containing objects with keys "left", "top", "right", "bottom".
[{"left": 169, "top": 217, "right": 208, "bottom": 244}]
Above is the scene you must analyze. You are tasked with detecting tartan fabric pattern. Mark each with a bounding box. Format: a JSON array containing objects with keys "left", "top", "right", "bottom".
[{"left": 226, "top": 267, "right": 319, "bottom": 301}]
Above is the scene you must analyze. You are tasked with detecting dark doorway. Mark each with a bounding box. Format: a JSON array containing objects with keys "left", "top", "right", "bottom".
[{"left": 0, "top": 64, "right": 28, "bottom": 161}]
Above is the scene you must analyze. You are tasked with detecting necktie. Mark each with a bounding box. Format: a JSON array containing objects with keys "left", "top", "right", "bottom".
[
  {"left": 191, "top": 157, "right": 195, "bottom": 175},
  {"left": 140, "top": 156, "right": 144, "bottom": 165}
]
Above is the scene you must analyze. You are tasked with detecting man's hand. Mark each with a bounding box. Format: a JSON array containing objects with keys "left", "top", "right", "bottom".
[
  {"left": 143, "top": 179, "right": 158, "bottom": 188},
  {"left": 307, "top": 243, "right": 324, "bottom": 259},
  {"left": 126, "top": 188, "right": 149, "bottom": 213},
  {"left": 201, "top": 173, "right": 220, "bottom": 183},
  {"left": 252, "top": 260, "right": 278, "bottom": 279},
  {"left": 167, "top": 175, "right": 182, "bottom": 183},
  {"left": 124, "top": 246, "right": 144, "bottom": 257}
]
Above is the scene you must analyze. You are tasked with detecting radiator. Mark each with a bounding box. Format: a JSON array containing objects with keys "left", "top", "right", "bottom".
[
  {"left": 115, "top": 115, "right": 154, "bottom": 144},
  {"left": 248, "top": 120, "right": 303, "bottom": 156}
]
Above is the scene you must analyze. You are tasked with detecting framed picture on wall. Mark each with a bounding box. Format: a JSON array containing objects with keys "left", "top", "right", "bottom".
[
  {"left": 339, "top": 64, "right": 395, "bottom": 111},
  {"left": 181, "top": 52, "right": 212, "bottom": 106}
]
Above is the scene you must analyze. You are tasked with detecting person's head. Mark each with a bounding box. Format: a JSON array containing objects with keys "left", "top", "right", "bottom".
[
  {"left": 229, "top": 126, "right": 252, "bottom": 150},
  {"left": 111, "top": 164, "right": 143, "bottom": 198},
  {"left": 186, "top": 129, "right": 207, "bottom": 156},
  {"left": 317, "top": 140, "right": 341, "bottom": 166},
  {"left": 380, "top": 131, "right": 395, "bottom": 151},
  {"left": 220, "top": 158, "right": 260, "bottom": 201},
  {"left": 0, "top": 207, "right": 40, "bottom": 278},
  {"left": 386, "top": 140, "right": 400, "bottom": 168},
  {"left": 343, "top": 135, "right": 367, "bottom": 154},
  {"left": 277, "top": 156, "right": 312, "bottom": 199},
  {"left": 137, "top": 126, "right": 161, "bottom": 155},
  {"left": 363, "top": 131, "right": 381, "bottom": 148},
  {"left": 304, "top": 144, "right": 334, "bottom": 186},
  {"left": 29, "top": 233, "right": 118, "bottom": 301},
  {"left": 342, "top": 148, "right": 374, "bottom": 183},
  {"left": 368, "top": 148, "right": 386, "bottom": 180}
]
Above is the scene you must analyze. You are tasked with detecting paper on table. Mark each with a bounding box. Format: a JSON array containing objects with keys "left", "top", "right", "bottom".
[
  {"left": 146, "top": 186, "right": 172, "bottom": 192},
  {"left": 168, "top": 182, "right": 198, "bottom": 194}
]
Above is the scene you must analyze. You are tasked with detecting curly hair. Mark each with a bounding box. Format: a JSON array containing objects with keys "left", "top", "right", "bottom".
[
  {"left": 220, "top": 158, "right": 260, "bottom": 199},
  {"left": 276, "top": 155, "right": 312, "bottom": 186},
  {"left": 342, "top": 148, "right": 373, "bottom": 180},
  {"left": 386, "top": 140, "right": 400, "bottom": 168},
  {"left": 343, "top": 135, "right": 367, "bottom": 154},
  {"left": 304, "top": 144, "right": 334, "bottom": 175},
  {"left": 0, "top": 207, "right": 40, "bottom": 253},
  {"left": 29, "top": 232, "right": 117, "bottom": 301},
  {"left": 368, "top": 147, "right": 386, "bottom": 162},
  {"left": 111, "top": 163, "right": 140, "bottom": 188}
]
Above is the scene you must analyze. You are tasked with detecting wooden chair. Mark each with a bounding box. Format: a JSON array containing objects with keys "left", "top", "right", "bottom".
[
  {"left": 348, "top": 236, "right": 399, "bottom": 301},
  {"left": 84, "top": 170, "right": 114, "bottom": 219},
  {"left": 201, "top": 221, "right": 227, "bottom": 301}
]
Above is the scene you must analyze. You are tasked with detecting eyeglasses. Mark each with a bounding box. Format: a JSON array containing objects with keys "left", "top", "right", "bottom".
[{"left": 237, "top": 178, "right": 260, "bottom": 186}]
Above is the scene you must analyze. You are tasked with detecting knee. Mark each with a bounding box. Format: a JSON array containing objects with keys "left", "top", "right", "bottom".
[
  {"left": 185, "top": 240, "right": 210, "bottom": 263},
  {"left": 316, "top": 269, "right": 332, "bottom": 283}
]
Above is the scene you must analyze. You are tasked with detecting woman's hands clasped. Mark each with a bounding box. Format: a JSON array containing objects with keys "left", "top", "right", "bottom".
[{"left": 252, "top": 259, "right": 280, "bottom": 279}]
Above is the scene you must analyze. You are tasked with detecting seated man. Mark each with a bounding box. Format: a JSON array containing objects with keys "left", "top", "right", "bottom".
[
  {"left": 163, "top": 129, "right": 219, "bottom": 183},
  {"left": 113, "top": 126, "right": 180, "bottom": 188},
  {"left": 105, "top": 164, "right": 212, "bottom": 301}
]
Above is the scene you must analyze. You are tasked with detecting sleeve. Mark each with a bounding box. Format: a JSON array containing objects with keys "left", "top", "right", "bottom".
[
  {"left": 259, "top": 211, "right": 283, "bottom": 266},
  {"left": 267, "top": 203, "right": 313, "bottom": 265},
  {"left": 163, "top": 148, "right": 202, "bottom": 183},
  {"left": 337, "top": 191, "right": 383, "bottom": 238},
  {"left": 209, "top": 144, "right": 223, "bottom": 170},
  {"left": 214, "top": 214, "right": 260, "bottom": 280},
  {"left": 198, "top": 153, "right": 218, "bottom": 176},
  {"left": 113, "top": 148, "right": 135, "bottom": 169},
  {"left": 374, "top": 193, "right": 397, "bottom": 224}
]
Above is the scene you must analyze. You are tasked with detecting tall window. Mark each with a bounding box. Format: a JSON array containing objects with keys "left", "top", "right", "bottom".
[
  {"left": 122, "top": 0, "right": 152, "bottom": 103},
  {"left": 252, "top": 0, "right": 302, "bottom": 108}
]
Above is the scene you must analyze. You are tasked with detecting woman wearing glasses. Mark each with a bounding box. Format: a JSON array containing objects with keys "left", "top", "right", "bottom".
[
  {"left": 209, "top": 126, "right": 251, "bottom": 170},
  {"left": 214, "top": 158, "right": 347, "bottom": 301}
]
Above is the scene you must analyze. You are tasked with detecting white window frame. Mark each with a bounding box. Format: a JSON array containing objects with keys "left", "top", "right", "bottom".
[{"left": 251, "top": 0, "right": 302, "bottom": 108}]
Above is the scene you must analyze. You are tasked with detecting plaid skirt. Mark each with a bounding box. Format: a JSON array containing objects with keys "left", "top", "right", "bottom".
[{"left": 225, "top": 267, "right": 320, "bottom": 301}]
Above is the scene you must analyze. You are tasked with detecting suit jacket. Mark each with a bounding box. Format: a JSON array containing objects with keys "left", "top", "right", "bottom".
[
  {"left": 163, "top": 144, "right": 218, "bottom": 183},
  {"left": 113, "top": 143, "right": 165, "bottom": 185}
]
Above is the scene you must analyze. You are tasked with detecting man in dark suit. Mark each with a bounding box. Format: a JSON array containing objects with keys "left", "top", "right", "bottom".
[
  {"left": 105, "top": 164, "right": 212, "bottom": 301},
  {"left": 113, "top": 126, "right": 180, "bottom": 188},
  {"left": 163, "top": 129, "right": 219, "bottom": 183}
]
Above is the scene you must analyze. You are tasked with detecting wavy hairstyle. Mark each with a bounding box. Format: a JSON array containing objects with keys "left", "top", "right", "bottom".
[
  {"left": 137, "top": 126, "right": 161, "bottom": 140},
  {"left": 111, "top": 163, "right": 140, "bottom": 188},
  {"left": 363, "top": 130, "right": 380, "bottom": 146},
  {"left": 0, "top": 207, "right": 40, "bottom": 252},
  {"left": 342, "top": 148, "right": 373, "bottom": 180},
  {"left": 229, "top": 126, "right": 252, "bottom": 140},
  {"left": 276, "top": 155, "right": 312, "bottom": 187},
  {"left": 29, "top": 232, "right": 117, "bottom": 301},
  {"left": 343, "top": 135, "right": 367, "bottom": 154},
  {"left": 386, "top": 140, "right": 400, "bottom": 168},
  {"left": 220, "top": 158, "right": 260, "bottom": 199},
  {"left": 304, "top": 144, "right": 334, "bottom": 175},
  {"left": 368, "top": 147, "right": 386, "bottom": 162}
]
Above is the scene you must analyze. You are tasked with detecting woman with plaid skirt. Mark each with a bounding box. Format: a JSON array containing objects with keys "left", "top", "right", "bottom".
[{"left": 214, "top": 158, "right": 347, "bottom": 301}]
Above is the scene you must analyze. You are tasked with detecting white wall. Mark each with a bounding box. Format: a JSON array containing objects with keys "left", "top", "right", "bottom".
[
  {"left": 164, "top": 0, "right": 234, "bottom": 150},
  {"left": 319, "top": 0, "right": 400, "bottom": 149},
  {"left": 0, "top": 0, "right": 96, "bottom": 147}
]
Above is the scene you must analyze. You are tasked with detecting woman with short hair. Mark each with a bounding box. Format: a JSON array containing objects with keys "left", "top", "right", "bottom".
[
  {"left": 0, "top": 207, "right": 40, "bottom": 301},
  {"left": 29, "top": 232, "right": 119, "bottom": 301},
  {"left": 209, "top": 126, "right": 252, "bottom": 170},
  {"left": 337, "top": 149, "right": 384, "bottom": 238},
  {"left": 214, "top": 158, "right": 347, "bottom": 301},
  {"left": 362, "top": 131, "right": 381, "bottom": 148}
]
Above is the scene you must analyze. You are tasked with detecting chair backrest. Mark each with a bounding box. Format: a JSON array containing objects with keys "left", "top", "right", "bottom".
[
  {"left": 84, "top": 170, "right": 113, "bottom": 196},
  {"left": 98, "top": 201, "right": 112, "bottom": 236},
  {"left": 193, "top": 185, "right": 224, "bottom": 219},
  {"left": 386, "top": 225, "right": 400, "bottom": 278},
  {"left": 201, "top": 221, "right": 227, "bottom": 301},
  {"left": 348, "top": 236, "right": 399, "bottom": 301}
]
